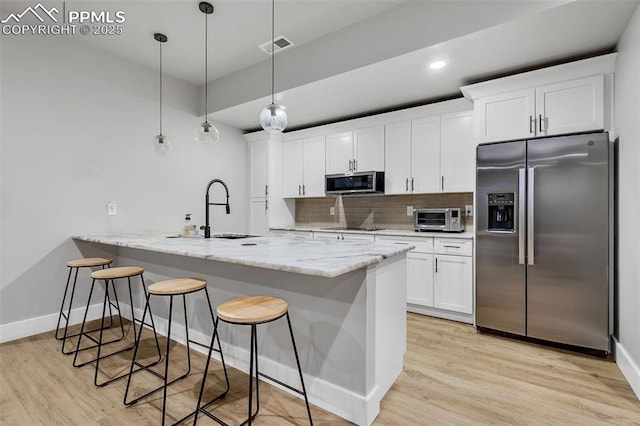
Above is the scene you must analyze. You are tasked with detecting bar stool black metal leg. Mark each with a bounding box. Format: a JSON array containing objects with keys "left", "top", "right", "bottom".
[
  {"left": 246, "top": 323, "right": 260, "bottom": 426},
  {"left": 160, "top": 295, "right": 174, "bottom": 426},
  {"left": 55, "top": 267, "right": 76, "bottom": 341},
  {"left": 73, "top": 278, "right": 98, "bottom": 367},
  {"left": 94, "top": 279, "right": 112, "bottom": 386},
  {"left": 123, "top": 291, "right": 153, "bottom": 405},
  {"left": 141, "top": 275, "right": 162, "bottom": 356},
  {"left": 286, "top": 313, "right": 313, "bottom": 425}
]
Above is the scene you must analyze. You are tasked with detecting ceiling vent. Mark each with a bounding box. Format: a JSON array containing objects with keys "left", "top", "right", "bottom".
[{"left": 259, "top": 36, "right": 294, "bottom": 55}]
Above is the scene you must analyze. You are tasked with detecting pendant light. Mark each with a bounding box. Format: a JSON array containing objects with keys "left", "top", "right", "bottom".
[
  {"left": 152, "top": 33, "right": 170, "bottom": 153},
  {"left": 195, "top": 2, "right": 220, "bottom": 144},
  {"left": 259, "top": 0, "right": 287, "bottom": 133}
]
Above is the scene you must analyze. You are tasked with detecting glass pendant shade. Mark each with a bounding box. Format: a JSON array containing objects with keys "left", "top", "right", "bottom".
[
  {"left": 195, "top": 120, "right": 220, "bottom": 144},
  {"left": 260, "top": 103, "right": 288, "bottom": 133},
  {"left": 152, "top": 134, "right": 170, "bottom": 153}
]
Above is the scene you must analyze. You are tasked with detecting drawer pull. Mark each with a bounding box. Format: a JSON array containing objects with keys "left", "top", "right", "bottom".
[
  {"left": 443, "top": 245, "right": 461, "bottom": 249},
  {"left": 394, "top": 242, "right": 409, "bottom": 245}
]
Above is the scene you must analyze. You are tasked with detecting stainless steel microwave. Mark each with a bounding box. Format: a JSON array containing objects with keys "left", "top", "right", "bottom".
[
  {"left": 325, "top": 171, "right": 385, "bottom": 195},
  {"left": 414, "top": 208, "right": 464, "bottom": 232}
]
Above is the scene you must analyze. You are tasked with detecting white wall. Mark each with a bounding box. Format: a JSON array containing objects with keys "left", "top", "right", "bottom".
[
  {"left": 614, "top": 3, "right": 640, "bottom": 399},
  {"left": 0, "top": 35, "right": 247, "bottom": 329}
]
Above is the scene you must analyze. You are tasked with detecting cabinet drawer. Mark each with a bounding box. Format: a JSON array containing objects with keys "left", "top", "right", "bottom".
[
  {"left": 434, "top": 238, "right": 472, "bottom": 256},
  {"left": 376, "top": 235, "right": 433, "bottom": 253}
]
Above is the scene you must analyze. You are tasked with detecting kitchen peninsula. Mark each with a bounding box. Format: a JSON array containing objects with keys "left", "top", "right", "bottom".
[{"left": 72, "top": 233, "right": 411, "bottom": 426}]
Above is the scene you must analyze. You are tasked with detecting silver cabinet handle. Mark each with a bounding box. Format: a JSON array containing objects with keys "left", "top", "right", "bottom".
[
  {"left": 527, "top": 168, "right": 535, "bottom": 265},
  {"left": 405, "top": 178, "right": 409, "bottom": 192},
  {"left": 539, "top": 114, "right": 543, "bottom": 133},
  {"left": 265, "top": 185, "right": 268, "bottom": 196},
  {"left": 518, "top": 168, "right": 526, "bottom": 265},
  {"left": 435, "top": 257, "right": 438, "bottom": 273},
  {"left": 348, "top": 159, "right": 353, "bottom": 171},
  {"left": 411, "top": 178, "right": 415, "bottom": 191},
  {"left": 441, "top": 176, "right": 444, "bottom": 191},
  {"left": 303, "top": 184, "right": 305, "bottom": 196},
  {"left": 394, "top": 242, "right": 409, "bottom": 245},
  {"left": 443, "top": 245, "right": 460, "bottom": 249},
  {"left": 265, "top": 198, "right": 268, "bottom": 211},
  {"left": 298, "top": 185, "right": 301, "bottom": 196},
  {"left": 529, "top": 116, "right": 535, "bottom": 134}
]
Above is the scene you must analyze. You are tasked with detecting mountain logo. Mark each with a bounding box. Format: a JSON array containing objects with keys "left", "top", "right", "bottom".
[{"left": 1, "top": 3, "right": 59, "bottom": 24}]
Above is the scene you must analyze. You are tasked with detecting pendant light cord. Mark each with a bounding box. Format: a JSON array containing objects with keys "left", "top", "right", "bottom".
[
  {"left": 159, "top": 40, "right": 163, "bottom": 135},
  {"left": 204, "top": 11, "right": 209, "bottom": 123},
  {"left": 271, "top": 0, "right": 275, "bottom": 105}
]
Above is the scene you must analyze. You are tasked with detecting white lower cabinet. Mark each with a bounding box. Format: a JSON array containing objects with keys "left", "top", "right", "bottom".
[
  {"left": 270, "top": 230, "right": 313, "bottom": 240},
  {"left": 376, "top": 234, "right": 473, "bottom": 323},
  {"left": 434, "top": 254, "right": 473, "bottom": 314},
  {"left": 407, "top": 251, "right": 434, "bottom": 307}
]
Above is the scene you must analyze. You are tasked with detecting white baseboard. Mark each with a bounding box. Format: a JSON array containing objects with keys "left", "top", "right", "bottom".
[
  {"left": 407, "top": 304, "right": 474, "bottom": 324},
  {"left": 614, "top": 337, "right": 640, "bottom": 400},
  {"left": 129, "top": 305, "right": 374, "bottom": 425},
  {"left": 0, "top": 303, "right": 104, "bottom": 344}
]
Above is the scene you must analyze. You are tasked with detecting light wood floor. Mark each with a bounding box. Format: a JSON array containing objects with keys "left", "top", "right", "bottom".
[{"left": 1, "top": 313, "right": 639, "bottom": 425}]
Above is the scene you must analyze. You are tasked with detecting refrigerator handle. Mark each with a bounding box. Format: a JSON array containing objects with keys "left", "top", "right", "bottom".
[
  {"left": 518, "top": 168, "right": 526, "bottom": 265},
  {"left": 527, "top": 168, "right": 535, "bottom": 265}
]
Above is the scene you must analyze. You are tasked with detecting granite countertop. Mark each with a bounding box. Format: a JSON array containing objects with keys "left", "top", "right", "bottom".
[
  {"left": 73, "top": 232, "right": 413, "bottom": 278},
  {"left": 270, "top": 226, "right": 474, "bottom": 240}
]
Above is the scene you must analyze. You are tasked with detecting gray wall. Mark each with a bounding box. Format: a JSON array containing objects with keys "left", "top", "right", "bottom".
[
  {"left": 614, "top": 3, "right": 640, "bottom": 398},
  {"left": 0, "top": 35, "right": 248, "bottom": 326}
]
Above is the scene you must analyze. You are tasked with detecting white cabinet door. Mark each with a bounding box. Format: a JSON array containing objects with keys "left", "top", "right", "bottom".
[
  {"left": 384, "top": 121, "right": 412, "bottom": 195},
  {"left": 249, "top": 140, "right": 269, "bottom": 198},
  {"left": 282, "top": 140, "right": 303, "bottom": 198},
  {"left": 536, "top": 75, "right": 604, "bottom": 136},
  {"left": 407, "top": 251, "right": 434, "bottom": 307},
  {"left": 476, "top": 88, "right": 535, "bottom": 143},
  {"left": 354, "top": 125, "right": 385, "bottom": 172},
  {"left": 434, "top": 254, "right": 473, "bottom": 314},
  {"left": 411, "top": 116, "right": 440, "bottom": 194},
  {"left": 326, "top": 131, "right": 353, "bottom": 174},
  {"left": 440, "top": 110, "right": 475, "bottom": 193},
  {"left": 249, "top": 198, "right": 269, "bottom": 236},
  {"left": 302, "top": 136, "right": 326, "bottom": 197}
]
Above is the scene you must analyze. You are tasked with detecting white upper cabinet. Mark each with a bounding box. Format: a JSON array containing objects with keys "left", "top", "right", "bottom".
[
  {"left": 476, "top": 88, "right": 536, "bottom": 143},
  {"left": 411, "top": 116, "right": 441, "bottom": 194},
  {"left": 282, "top": 136, "right": 326, "bottom": 198},
  {"left": 384, "top": 110, "right": 473, "bottom": 195},
  {"left": 326, "top": 126, "right": 384, "bottom": 174},
  {"left": 302, "top": 136, "right": 326, "bottom": 197},
  {"left": 325, "top": 131, "right": 354, "bottom": 174},
  {"left": 536, "top": 75, "right": 604, "bottom": 136},
  {"left": 249, "top": 139, "right": 269, "bottom": 198},
  {"left": 354, "top": 126, "right": 385, "bottom": 172},
  {"left": 440, "top": 110, "right": 475, "bottom": 193},
  {"left": 282, "top": 140, "right": 304, "bottom": 198},
  {"left": 384, "top": 121, "right": 412, "bottom": 194},
  {"left": 462, "top": 54, "right": 614, "bottom": 144}
]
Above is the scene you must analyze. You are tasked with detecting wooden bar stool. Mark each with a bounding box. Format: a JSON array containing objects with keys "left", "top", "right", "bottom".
[
  {"left": 55, "top": 257, "right": 116, "bottom": 355},
  {"left": 73, "top": 266, "right": 161, "bottom": 387},
  {"left": 194, "top": 296, "right": 313, "bottom": 425},
  {"left": 124, "top": 278, "right": 229, "bottom": 426}
]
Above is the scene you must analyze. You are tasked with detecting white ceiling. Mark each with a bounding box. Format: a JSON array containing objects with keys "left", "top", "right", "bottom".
[{"left": 1, "top": 0, "right": 637, "bottom": 132}]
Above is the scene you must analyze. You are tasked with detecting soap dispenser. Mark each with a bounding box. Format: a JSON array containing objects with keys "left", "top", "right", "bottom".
[{"left": 183, "top": 214, "right": 192, "bottom": 236}]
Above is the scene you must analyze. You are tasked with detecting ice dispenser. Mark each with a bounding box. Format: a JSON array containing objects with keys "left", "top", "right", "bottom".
[{"left": 487, "top": 192, "right": 515, "bottom": 232}]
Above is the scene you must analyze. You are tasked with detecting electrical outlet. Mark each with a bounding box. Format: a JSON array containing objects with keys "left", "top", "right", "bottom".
[
  {"left": 107, "top": 202, "right": 117, "bottom": 216},
  {"left": 407, "top": 205, "right": 414, "bottom": 216},
  {"left": 329, "top": 206, "right": 335, "bottom": 216},
  {"left": 465, "top": 204, "right": 473, "bottom": 216}
]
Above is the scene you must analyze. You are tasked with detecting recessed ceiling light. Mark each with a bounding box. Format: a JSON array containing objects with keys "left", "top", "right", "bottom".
[{"left": 429, "top": 60, "right": 446, "bottom": 70}]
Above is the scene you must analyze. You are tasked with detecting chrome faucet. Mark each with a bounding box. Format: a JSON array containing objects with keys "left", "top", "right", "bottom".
[{"left": 203, "top": 178, "right": 230, "bottom": 238}]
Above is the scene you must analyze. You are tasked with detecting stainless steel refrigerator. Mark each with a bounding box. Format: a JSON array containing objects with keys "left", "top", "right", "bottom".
[{"left": 476, "top": 132, "right": 611, "bottom": 352}]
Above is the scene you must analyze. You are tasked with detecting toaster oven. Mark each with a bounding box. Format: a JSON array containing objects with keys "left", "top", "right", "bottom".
[{"left": 414, "top": 208, "right": 464, "bottom": 232}]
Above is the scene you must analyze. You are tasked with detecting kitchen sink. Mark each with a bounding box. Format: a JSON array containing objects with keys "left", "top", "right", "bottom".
[{"left": 212, "top": 234, "right": 256, "bottom": 239}]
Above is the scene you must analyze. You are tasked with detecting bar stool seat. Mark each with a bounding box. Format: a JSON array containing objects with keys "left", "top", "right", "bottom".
[
  {"left": 148, "top": 278, "right": 207, "bottom": 295},
  {"left": 56, "top": 257, "right": 115, "bottom": 355},
  {"left": 217, "top": 296, "right": 288, "bottom": 324},
  {"left": 73, "top": 265, "right": 161, "bottom": 387},
  {"left": 92, "top": 266, "right": 144, "bottom": 280},
  {"left": 66, "top": 257, "right": 113, "bottom": 268},
  {"left": 194, "top": 296, "right": 312, "bottom": 425},
  {"left": 125, "top": 277, "right": 229, "bottom": 426}
]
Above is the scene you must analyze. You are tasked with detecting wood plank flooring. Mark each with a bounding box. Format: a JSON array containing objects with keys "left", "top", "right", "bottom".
[{"left": 1, "top": 313, "right": 639, "bottom": 425}]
